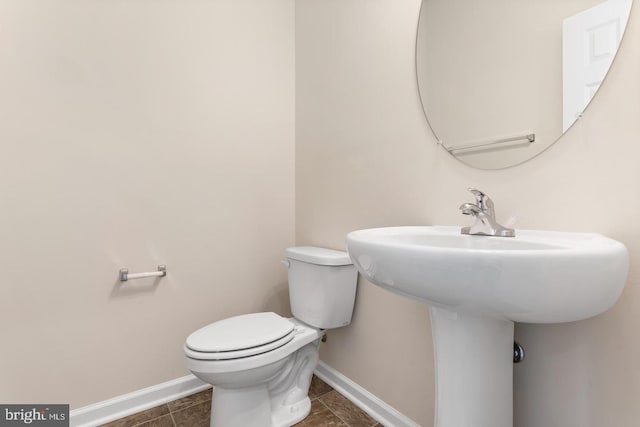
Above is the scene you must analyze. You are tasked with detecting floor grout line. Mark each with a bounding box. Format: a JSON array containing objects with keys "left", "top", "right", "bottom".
[
  {"left": 167, "top": 392, "right": 211, "bottom": 415},
  {"left": 313, "top": 388, "right": 334, "bottom": 400},
  {"left": 317, "top": 396, "right": 351, "bottom": 427}
]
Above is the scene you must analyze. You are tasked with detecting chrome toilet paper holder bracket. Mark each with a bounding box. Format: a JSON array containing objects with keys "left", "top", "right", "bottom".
[{"left": 119, "top": 265, "right": 167, "bottom": 282}]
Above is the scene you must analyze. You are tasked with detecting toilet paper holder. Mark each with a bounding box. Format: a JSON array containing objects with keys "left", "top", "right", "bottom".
[{"left": 119, "top": 265, "right": 167, "bottom": 282}]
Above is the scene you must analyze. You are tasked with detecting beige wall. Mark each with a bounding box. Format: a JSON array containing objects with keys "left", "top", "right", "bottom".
[
  {"left": 0, "top": 0, "right": 294, "bottom": 409},
  {"left": 297, "top": 0, "right": 640, "bottom": 425}
]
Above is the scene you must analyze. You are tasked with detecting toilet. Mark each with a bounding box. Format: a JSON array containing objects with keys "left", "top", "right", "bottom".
[{"left": 184, "top": 246, "right": 358, "bottom": 427}]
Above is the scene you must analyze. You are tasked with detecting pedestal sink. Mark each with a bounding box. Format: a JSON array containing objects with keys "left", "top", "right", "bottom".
[{"left": 346, "top": 226, "right": 628, "bottom": 427}]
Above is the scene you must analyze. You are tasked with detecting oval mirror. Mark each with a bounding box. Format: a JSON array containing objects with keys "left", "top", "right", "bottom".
[{"left": 416, "top": 0, "right": 633, "bottom": 169}]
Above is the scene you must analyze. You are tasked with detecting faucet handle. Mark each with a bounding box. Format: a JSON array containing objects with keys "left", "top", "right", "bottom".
[{"left": 467, "top": 188, "right": 495, "bottom": 217}]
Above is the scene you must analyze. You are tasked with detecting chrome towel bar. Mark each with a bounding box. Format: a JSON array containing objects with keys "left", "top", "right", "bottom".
[
  {"left": 119, "top": 265, "right": 166, "bottom": 282},
  {"left": 444, "top": 132, "right": 535, "bottom": 153}
]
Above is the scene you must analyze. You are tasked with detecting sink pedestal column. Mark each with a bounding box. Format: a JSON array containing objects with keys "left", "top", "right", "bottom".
[{"left": 430, "top": 306, "right": 514, "bottom": 427}]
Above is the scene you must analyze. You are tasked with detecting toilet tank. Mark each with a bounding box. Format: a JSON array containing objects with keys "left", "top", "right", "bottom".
[{"left": 285, "top": 246, "right": 358, "bottom": 329}]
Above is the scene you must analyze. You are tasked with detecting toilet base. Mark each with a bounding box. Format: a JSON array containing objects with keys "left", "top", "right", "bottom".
[
  {"left": 211, "top": 385, "right": 272, "bottom": 427},
  {"left": 209, "top": 386, "right": 310, "bottom": 427},
  {"left": 272, "top": 396, "right": 311, "bottom": 427}
]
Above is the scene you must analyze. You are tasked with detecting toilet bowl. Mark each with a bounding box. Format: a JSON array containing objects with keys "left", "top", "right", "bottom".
[{"left": 184, "top": 247, "right": 358, "bottom": 427}]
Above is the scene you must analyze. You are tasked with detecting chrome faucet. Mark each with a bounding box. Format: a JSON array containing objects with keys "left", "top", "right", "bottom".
[{"left": 460, "top": 188, "right": 515, "bottom": 237}]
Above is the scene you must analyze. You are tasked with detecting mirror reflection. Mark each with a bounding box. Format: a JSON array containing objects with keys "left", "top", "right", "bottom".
[{"left": 416, "top": 0, "right": 632, "bottom": 169}]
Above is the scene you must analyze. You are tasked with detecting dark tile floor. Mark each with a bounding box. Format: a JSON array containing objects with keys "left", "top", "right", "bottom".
[{"left": 99, "top": 375, "right": 380, "bottom": 427}]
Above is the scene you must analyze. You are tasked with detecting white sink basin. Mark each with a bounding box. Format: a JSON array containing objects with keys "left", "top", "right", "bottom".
[
  {"left": 346, "top": 226, "right": 628, "bottom": 323},
  {"left": 346, "top": 225, "right": 628, "bottom": 427}
]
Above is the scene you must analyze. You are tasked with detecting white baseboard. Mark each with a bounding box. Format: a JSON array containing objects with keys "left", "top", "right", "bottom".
[
  {"left": 70, "top": 363, "right": 417, "bottom": 427},
  {"left": 314, "top": 361, "right": 421, "bottom": 427},
  {"left": 70, "top": 375, "right": 210, "bottom": 427}
]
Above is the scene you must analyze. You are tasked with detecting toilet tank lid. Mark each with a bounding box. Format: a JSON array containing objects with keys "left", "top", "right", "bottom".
[{"left": 285, "top": 246, "right": 353, "bottom": 266}]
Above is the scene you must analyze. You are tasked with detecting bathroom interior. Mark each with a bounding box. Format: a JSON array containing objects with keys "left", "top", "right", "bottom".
[{"left": 2, "top": 0, "right": 639, "bottom": 426}]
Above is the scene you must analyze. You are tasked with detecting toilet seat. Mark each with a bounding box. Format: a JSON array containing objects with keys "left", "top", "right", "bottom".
[
  {"left": 185, "top": 317, "right": 322, "bottom": 376},
  {"left": 185, "top": 312, "right": 296, "bottom": 360}
]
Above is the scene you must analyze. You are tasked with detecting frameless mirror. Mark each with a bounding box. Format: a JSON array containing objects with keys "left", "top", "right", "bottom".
[{"left": 416, "top": 0, "right": 633, "bottom": 169}]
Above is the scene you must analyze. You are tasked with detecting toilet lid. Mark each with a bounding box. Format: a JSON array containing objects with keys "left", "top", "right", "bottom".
[{"left": 186, "top": 312, "right": 295, "bottom": 354}]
